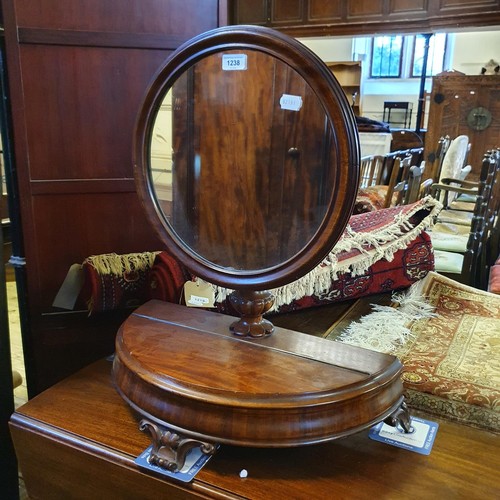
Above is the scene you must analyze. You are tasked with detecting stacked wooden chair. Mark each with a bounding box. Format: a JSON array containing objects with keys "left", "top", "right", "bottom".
[
  {"left": 390, "top": 129, "right": 423, "bottom": 152},
  {"left": 434, "top": 135, "right": 472, "bottom": 187},
  {"left": 430, "top": 149, "right": 500, "bottom": 288},
  {"left": 357, "top": 146, "right": 426, "bottom": 211},
  {"left": 359, "top": 154, "right": 385, "bottom": 189}
]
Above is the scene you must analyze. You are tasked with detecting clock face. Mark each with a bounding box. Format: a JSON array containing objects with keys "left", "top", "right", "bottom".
[{"left": 467, "top": 107, "right": 492, "bottom": 131}]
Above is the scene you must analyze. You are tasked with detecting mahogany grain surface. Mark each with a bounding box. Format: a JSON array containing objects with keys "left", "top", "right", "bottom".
[
  {"left": 112, "top": 301, "right": 404, "bottom": 446},
  {"left": 2, "top": 0, "right": 225, "bottom": 396},
  {"left": 11, "top": 357, "right": 500, "bottom": 499}
]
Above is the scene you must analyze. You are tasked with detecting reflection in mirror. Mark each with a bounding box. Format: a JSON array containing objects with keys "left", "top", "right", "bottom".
[{"left": 150, "top": 49, "right": 337, "bottom": 272}]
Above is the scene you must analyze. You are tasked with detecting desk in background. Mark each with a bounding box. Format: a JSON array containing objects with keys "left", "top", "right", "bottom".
[{"left": 383, "top": 101, "right": 413, "bottom": 129}]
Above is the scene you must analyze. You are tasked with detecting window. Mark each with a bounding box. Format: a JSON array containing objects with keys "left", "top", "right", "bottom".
[
  {"left": 370, "top": 33, "right": 448, "bottom": 79},
  {"left": 370, "top": 35, "right": 403, "bottom": 78},
  {"left": 411, "top": 33, "right": 447, "bottom": 77}
]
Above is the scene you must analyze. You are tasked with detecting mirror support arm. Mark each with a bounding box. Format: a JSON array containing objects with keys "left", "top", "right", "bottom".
[{"left": 229, "top": 289, "right": 275, "bottom": 338}]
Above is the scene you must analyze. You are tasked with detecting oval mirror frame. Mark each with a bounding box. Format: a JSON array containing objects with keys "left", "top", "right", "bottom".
[{"left": 134, "top": 25, "right": 360, "bottom": 291}]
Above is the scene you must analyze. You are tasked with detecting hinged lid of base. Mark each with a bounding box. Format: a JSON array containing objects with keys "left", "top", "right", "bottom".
[{"left": 113, "top": 300, "right": 404, "bottom": 447}]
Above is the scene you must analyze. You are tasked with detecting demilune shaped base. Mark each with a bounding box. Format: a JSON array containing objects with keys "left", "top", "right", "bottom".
[{"left": 113, "top": 300, "right": 406, "bottom": 448}]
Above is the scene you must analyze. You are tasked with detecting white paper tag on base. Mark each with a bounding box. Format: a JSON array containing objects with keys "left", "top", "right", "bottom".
[
  {"left": 369, "top": 417, "right": 438, "bottom": 455},
  {"left": 135, "top": 445, "right": 216, "bottom": 483},
  {"left": 184, "top": 281, "right": 215, "bottom": 308}
]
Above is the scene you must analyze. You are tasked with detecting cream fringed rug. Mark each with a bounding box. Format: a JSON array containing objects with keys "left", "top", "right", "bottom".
[{"left": 338, "top": 272, "right": 500, "bottom": 433}]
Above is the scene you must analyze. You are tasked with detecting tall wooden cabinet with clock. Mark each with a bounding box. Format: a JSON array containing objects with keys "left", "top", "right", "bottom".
[{"left": 424, "top": 73, "right": 500, "bottom": 181}]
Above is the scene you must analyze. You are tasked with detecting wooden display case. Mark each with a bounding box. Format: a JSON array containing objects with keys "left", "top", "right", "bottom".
[{"left": 424, "top": 73, "right": 500, "bottom": 182}]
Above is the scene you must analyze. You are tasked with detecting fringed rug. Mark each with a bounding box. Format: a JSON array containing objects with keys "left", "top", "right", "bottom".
[
  {"left": 339, "top": 272, "right": 500, "bottom": 433},
  {"left": 210, "top": 196, "right": 442, "bottom": 313},
  {"left": 82, "top": 252, "right": 161, "bottom": 314}
]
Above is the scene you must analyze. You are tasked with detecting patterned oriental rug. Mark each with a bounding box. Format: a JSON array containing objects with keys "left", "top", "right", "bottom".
[
  {"left": 73, "top": 197, "right": 440, "bottom": 315},
  {"left": 80, "top": 251, "right": 190, "bottom": 314},
  {"left": 339, "top": 271, "right": 500, "bottom": 433},
  {"left": 211, "top": 196, "right": 442, "bottom": 313}
]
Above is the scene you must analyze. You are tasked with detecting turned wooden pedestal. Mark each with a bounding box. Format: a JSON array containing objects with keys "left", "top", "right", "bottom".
[{"left": 112, "top": 300, "right": 406, "bottom": 456}]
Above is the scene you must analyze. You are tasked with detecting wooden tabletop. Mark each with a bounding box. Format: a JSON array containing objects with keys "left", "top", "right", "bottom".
[{"left": 12, "top": 354, "right": 500, "bottom": 499}]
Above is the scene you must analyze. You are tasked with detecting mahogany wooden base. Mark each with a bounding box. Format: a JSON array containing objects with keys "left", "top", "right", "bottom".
[
  {"left": 228, "top": 289, "right": 275, "bottom": 338},
  {"left": 112, "top": 300, "right": 405, "bottom": 450},
  {"left": 10, "top": 359, "right": 500, "bottom": 499}
]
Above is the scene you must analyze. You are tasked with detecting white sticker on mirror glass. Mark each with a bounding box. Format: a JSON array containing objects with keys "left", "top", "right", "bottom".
[
  {"left": 280, "top": 94, "right": 303, "bottom": 111},
  {"left": 222, "top": 54, "right": 247, "bottom": 71}
]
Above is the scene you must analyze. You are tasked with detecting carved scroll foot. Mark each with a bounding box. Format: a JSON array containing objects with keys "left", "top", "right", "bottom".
[
  {"left": 229, "top": 289, "right": 275, "bottom": 338},
  {"left": 384, "top": 401, "right": 412, "bottom": 433},
  {"left": 139, "top": 419, "right": 216, "bottom": 472}
]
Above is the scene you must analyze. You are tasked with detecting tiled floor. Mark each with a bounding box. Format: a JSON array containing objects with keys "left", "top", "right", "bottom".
[
  {"left": 6, "top": 280, "right": 29, "bottom": 499},
  {"left": 7, "top": 281, "right": 28, "bottom": 408}
]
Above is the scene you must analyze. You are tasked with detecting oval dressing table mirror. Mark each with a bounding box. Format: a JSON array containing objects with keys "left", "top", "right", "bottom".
[
  {"left": 113, "top": 25, "right": 410, "bottom": 473},
  {"left": 135, "top": 24, "right": 359, "bottom": 338}
]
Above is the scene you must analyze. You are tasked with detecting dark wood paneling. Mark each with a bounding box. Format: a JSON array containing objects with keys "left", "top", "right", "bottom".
[
  {"left": 31, "top": 193, "right": 162, "bottom": 311},
  {"left": 308, "top": 0, "right": 343, "bottom": 21},
  {"left": 390, "top": 0, "right": 428, "bottom": 14},
  {"left": 347, "top": 0, "right": 385, "bottom": 18},
  {"left": 14, "top": 0, "right": 221, "bottom": 35},
  {"left": 29, "top": 179, "right": 136, "bottom": 195},
  {"left": 29, "top": 312, "right": 130, "bottom": 394},
  {"left": 438, "top": 0, "right": 499, "bottom": 11},
  {"left": 230, "top": 0, "right": 500, "bottom": 36},
  {"left": 232, "top": 0, "right": 269, "bottom": 25},
  {"left": 2, "top": 0, "right": 223, "bottom": 395},
  {"left": 18, "top": 29, "right": 190, "bottom": 50},
  {"left": 272, "top": 0, "right": 303, "bottom": 24},
  {"left": 21, "top": 45, "right": 169, "bottom": 180}
]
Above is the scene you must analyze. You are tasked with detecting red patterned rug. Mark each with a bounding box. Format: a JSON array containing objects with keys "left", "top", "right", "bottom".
[
  {"left": 81, "top": 252, "right": 159, "bottom": 314},
  {"left": 78, "top": 198, "right": 440, "bottom": 316},
  {"left": 339, "top": 271, "right": 500, "bottom": 432},
  {"left": 212, "top": 197, "right": 441, "bottom": 313}
]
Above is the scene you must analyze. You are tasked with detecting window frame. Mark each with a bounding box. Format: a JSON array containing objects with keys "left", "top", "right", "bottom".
[
  {"left": 368, "top": 33, "right": 449, "bottom": 80},
  {"left": 410, "top": 33, "right": 448, "bottom": 78},
  {"left": 369, "top": 35, "right": 404, "bottom": 79}
]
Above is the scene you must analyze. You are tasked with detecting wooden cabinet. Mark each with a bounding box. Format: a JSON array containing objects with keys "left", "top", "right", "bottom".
[
  {"left": 424, "top": 74, "right": 500, "bottom": 181},
  {"left": 2, "top": 0, "right": 226, "bottom": 395},
  {"left": 326, "top": 61, "right": 362, "bottom": 115}
]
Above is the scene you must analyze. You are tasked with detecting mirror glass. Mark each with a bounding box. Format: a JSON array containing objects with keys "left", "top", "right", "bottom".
[
  {"left": 136, "top": 26, "right": 359, "bottom": 292},
  {"left": 149, "top": 49, "right": 337, "bottom": 272}
]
